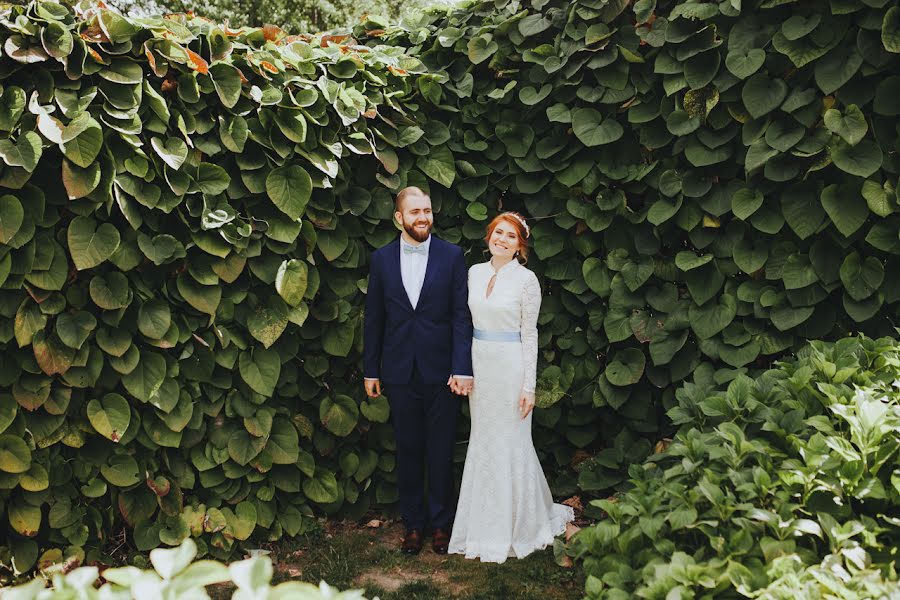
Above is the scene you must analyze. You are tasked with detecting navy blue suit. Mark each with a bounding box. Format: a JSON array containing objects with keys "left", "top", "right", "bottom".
[{"left": 363, "top": 236, "right": 473, "bottom": 531}]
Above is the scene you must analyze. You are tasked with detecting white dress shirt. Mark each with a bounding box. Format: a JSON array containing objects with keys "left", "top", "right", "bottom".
[{"left": 400, "top": 235, "right": 431, "bottom": 309}]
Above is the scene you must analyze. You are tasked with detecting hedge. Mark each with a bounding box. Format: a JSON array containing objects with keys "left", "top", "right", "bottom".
[
  {"left": 0, "top": 0, "right": 897, "bottom": 574},
  {"left": 2, "top": 538, "right": 369, "bottom": 599},
  {"left": 569, "top": 334, "right": 900, "bottom": 597}
]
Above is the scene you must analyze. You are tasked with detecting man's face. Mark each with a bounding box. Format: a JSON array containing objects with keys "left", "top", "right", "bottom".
[{"left": 395, "top": 194, "right": 433, "bottom": 243}]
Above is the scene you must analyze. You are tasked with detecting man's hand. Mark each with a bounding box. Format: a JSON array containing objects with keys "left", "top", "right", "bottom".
[
  {"left": 447, "top": 376, "right": 473, "bottom": 396},
  {"left": 364, "top": 378, "right": 381, "bottom": 398},
  {"left": 519, "top": 391, "right": 536, "bottom": 419}
]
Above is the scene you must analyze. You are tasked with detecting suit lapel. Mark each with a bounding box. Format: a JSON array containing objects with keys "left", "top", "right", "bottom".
[
  {"left": 417, "top": 237, "right": 441, "bottom": 311},
  {"left": 389, "top": 239, "right": 414, "bottom": 312}
]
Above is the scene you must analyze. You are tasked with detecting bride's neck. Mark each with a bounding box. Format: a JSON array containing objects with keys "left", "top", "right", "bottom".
[{"left": 490, "top": 255, "right": 514, "bottom": 271}]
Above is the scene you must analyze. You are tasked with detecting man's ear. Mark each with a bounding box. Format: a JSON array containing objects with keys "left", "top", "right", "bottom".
[{"left": 393, "top": 211, "right": 402, "bottom": 225}]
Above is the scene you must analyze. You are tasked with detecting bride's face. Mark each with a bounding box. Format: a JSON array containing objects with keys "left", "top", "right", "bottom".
[{"left": 488, "top": 223, "right": 520, "bottom": 259}]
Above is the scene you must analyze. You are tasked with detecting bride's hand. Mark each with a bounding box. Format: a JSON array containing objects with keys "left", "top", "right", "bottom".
[{"left": 519, "top": 391, "right": 535, "bottom": 419}]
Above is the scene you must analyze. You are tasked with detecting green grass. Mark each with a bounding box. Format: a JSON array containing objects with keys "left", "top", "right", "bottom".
[{"left": 260, "top": 521, "right": 584, "bottom": 600}]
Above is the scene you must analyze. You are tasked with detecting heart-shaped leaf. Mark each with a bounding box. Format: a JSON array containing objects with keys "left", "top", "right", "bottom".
[
  {"left": 742, "top": 73, "right": 788, "bottom": 118},
  {"left": 151, "top": 137, "right": 188, "bottom": 170},
  {"left": 781, "top": 14, "right": 821, "bottom": 40},
  {"left": 56, "top": 310, "right": 97, "bottom": 349},
  {"left": 830, "top": 140, "right": 883, "bottom": 178},
  {"left": 840, "top": 252, "right": 884, "bottom": 301},
  {"left": 821, "top": 184, "right": 869, "bottom": 237},
  {"left": 690, "top": 294, "right": 737, "bottom": 339},
  {"left": 0, "top": 131, "right": 42, "bottom": 172},
  {"left": 573, "top": 108, "right": 624, "bottom": 146},
  {"left": 266, "top": 165, "right": 312, "bottom": 219},
  {"left": 87, "top": 393, "right": 131, "bottom": 442},
  {"left": 62, "top": 159, "right": 101, "bottom": 200},
  {"left": 67, "top": 216, "right": 121, "bottom": 271},
  {"left": 319, "top": 395, "right": 359, "bottom": 437},
  {"left": 605, "top": 348, "right": 646, "bottom": 386},
  {"left": 732, "top": 188, "right": 764, "bottom": 219},
  {"left": 0, "top": 194, "right": 24, "bottom": 244},
  {"left": 276, "top": 259, "right": 308, "bottom": 307},
  {"left": 824, "top": 105, "right": 867, "bottom": 146},
  {"left": 239, "top": 348, "right": 281, "bottom": 397},
  {"left": 247, "top": 297, "right": 289, "bottom": 349}
]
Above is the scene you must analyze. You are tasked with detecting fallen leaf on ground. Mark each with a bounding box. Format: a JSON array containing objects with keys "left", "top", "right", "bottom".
[{"left": 562, "top": 495, "right": 583, "bottom": 512}]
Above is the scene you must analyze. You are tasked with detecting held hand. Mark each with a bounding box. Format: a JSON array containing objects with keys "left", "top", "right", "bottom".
[
  {"left": 364, "top": 379, "right": 381, "bottom": 398},
  {"left": 519, "top": 391, "right": 535, "bottom": 419},
  {"left": 447, "top": 376, "right": 473, "bottom": 396}
]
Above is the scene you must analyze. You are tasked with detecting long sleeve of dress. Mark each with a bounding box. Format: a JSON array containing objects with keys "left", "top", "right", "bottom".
[{"left": 520, "top": 272, "right": 541, "bottom": 394}]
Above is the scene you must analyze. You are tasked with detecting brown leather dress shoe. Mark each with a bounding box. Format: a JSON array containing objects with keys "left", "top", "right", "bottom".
[
  {"left": 432, "top": 527, "right": 450, "bottom": 554},
  {"left": 401, "top": 529, "right": 423, "bottom": 554}
]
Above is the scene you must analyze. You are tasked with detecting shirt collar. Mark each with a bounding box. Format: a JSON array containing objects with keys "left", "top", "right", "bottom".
[
  {"left": 491, "top": 258, "right": 520, "bottom": 274},
  {"left": 400, "top": 235, "right": 431, "bottom": 251}
]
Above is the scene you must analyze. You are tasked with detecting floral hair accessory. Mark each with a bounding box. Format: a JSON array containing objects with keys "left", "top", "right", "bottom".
[{"left": 503, "top": 212, "right": 530, "bottom": 238}]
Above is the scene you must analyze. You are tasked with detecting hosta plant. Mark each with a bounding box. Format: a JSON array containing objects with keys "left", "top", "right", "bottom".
[
  {"left": 0, "top": 538, "right": 371, "bottom": 600},
  {"left": 570, "top": 334, "right": 900, "bottom": 598}
]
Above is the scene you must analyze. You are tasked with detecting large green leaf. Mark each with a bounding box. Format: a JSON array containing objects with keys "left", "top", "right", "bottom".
[
  {"left": 0, "top": 131, "right": 42, "bottom": 172},
  {"left": 87, "top": 393, "right": 131, "bottom": 442},
  {"left": 741, "top": 73, "right": 787, "bottom": 118},
  {"left": 276, "top": 259, "right": 308, "bottom": 306},
  {"left": 56, "top": 310, "right": 97, "bottom": 349},
  {"left": 60, "top": 120, "right": 103, "bottom": 168},
  {"left": 605, "top": 348, "right": 646, "bottom": 386},
  {"left": 823, "top": 105, "right": 867, "bottom": 146},
  {"left": 416, "top": 145, "right": 456, "bottom": 187},
  {"left": 266, "top": 166, "right": 312, "bottom": 219},
  {"left": 209, "top": 63, "right": 242, "bottom": 108},
  {"left": 0, "top": 434, "right": 32, "bottom": 473},
  {"left": 303, "top": 467, "right": 340, "bottom": 504},
  {"left": 840, "top": 253, "right": 884, "bottom": 301},
  {"left": 690, "top": 295, "right": 737, "bottom": 339},
  {"left": 121, "top": 350, "right": 167, "bottom": 403},
  {"left": 247, "top": 297, "right": 289, "bottom": 349},
  {"left": 67, "top": 216, "right": 121, "bottom": 271},
  {"left": 830, "top": 140, "right": 883, "bottom": 178},
  {"left": 883, "top": 7, "right": 900, "bottom": 52},
  {"left": 820, "top": 184, "right": 869, "bottom": 237},
  {"left": 151, "top": 137, "right": 188, "bottom": 170},
  {"left": 320, "top": 395, "right": 359, "bottom": 437},
  {"left": 572, "top": 108, "right": 624, "bottom": 146},
  {"left": 239, "top": 348, "right": 281, "bottom": 397},
  {"left": 0, "top": 194, "right": 24, "bottom": 244}
]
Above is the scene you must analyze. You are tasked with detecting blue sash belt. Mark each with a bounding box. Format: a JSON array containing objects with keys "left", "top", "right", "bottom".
[{"left": 473, "top": 328, "right": 520, "bottom": 342}]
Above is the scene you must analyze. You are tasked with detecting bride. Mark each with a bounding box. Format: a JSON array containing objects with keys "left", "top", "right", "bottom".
[{"left": 448, "top": 211, "right": 574, "bottom": 563}]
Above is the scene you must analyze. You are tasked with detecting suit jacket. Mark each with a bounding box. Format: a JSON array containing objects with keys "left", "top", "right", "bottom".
[{"left": 363, "top": 236, "right": 473, "bottom": 385}]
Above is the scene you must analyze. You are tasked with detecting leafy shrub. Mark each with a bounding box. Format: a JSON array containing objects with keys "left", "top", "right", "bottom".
[
  {"left": 1, "top": 0, "right": 899, "bottom": 576},
  {"left": 370, "top": 0, "right": 900, "bottom": 492},
  {"left": 570, "top": 334, "right": 900, "bottom": 598},
  {"left": 0, "top": 538, "right": 370, "bottom": 599}
]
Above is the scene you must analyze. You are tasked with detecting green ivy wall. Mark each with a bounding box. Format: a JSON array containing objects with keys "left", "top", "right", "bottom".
[{"left": 0, "top": 0, "right": 897, "bottom": 574}]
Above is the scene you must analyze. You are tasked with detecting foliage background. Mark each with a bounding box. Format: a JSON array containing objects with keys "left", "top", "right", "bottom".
[
  {"left": 107, "top": 0, "right": 449, "bottom": 34},
  {"left": 0, "top": 0, "right": 898, "bottom": 587}
]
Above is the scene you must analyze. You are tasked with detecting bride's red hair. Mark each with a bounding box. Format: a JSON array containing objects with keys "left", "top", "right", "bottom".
[{"left": 484, "top": 212, "right": 530, "bottom": 264}]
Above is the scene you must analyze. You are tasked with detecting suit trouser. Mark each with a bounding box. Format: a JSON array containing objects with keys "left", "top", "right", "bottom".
[{"left": 385, "top": 365, "right": 459, "bottom": 531}]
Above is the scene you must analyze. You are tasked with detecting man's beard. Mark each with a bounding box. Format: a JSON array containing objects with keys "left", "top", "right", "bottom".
[{"left": 403, "top": 220, "right": 432, "bottom": 243}]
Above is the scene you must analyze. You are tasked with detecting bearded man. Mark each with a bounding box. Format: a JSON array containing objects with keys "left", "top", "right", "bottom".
[{"left": 363, "top": 186, "right": 474, "bottom": 555}]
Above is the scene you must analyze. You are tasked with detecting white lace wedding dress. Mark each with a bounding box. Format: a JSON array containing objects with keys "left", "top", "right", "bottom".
[{"left": 448, "top": 259, "right": 574, "bottom": 563}]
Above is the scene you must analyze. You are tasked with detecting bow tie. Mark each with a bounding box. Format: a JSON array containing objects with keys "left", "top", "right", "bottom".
[{"left": 403, "top": 244, "right": 427, "bottom": 255}]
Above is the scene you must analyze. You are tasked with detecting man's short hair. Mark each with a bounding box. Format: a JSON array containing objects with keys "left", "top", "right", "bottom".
[{"left": 395, "top": 186, "right": 430, "bottom": 212}]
